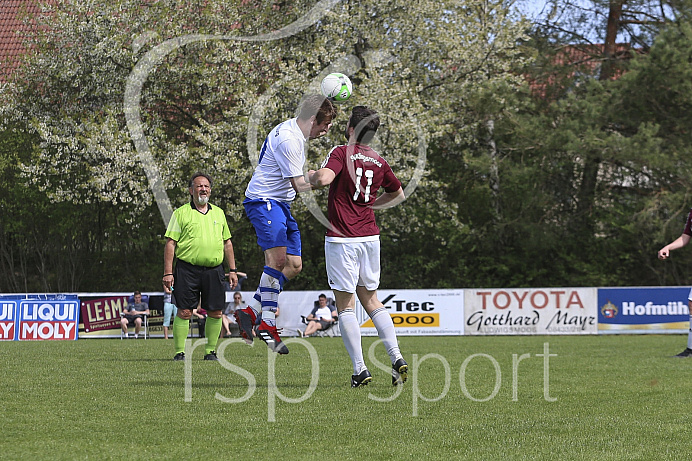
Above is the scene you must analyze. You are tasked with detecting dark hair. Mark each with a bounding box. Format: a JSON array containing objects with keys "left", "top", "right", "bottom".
[
  {"left": 298, "top": 94, "right": 338, "bottom": 125},
  {"left": 134, "top": 291, "right": 141, "bottom": 296},
  {"left": 318, "top": 293, "right": 327, "bottom": 299},
  {"left": 189, "top": 172, "right": 213, "bottom": 188},
  {"left": 349, "top": 106, "right": 380, "bottom": 144}
]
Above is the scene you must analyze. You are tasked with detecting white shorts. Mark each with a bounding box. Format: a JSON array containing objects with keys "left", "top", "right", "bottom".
[{"left": 325, "top": 239, "right": 380, "bottom": 293}]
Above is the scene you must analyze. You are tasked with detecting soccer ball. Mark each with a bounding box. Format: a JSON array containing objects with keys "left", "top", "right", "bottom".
[{"left": 320, "top": 72, "right": 353, "bottom": 102}]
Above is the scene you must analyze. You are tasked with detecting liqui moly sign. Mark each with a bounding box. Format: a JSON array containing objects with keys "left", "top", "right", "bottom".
[
  {"left": 0, "top": 301, "right": 17, "bottom": 340},
  {"left": 0, "top": 295, "right": 79, "bottom": 341}
]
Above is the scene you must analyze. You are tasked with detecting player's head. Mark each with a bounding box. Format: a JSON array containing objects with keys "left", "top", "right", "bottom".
[
  {"left": 318, "top": 293, "right": 327, "bottom": 305},
  {"left": 346, "top": 106, "right": 379, "bottom": 144},
  {"left": 134, "top": 291, "right": 142, "bottom": 302},
  {"left": 189, "top": 172, "right": 212, "bottom": 206},
  {"left": 189, "top": 172, "right": 213, "bottom": 188},
  {"left": 298, "top": 94, "right": 338, "bottom": 139}
]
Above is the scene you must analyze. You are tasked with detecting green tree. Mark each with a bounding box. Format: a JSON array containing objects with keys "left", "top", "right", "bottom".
[
  {"left": 414, "top": 0, "right": 692, "bottom": 289},
  {"left": 467, "top": 0, "right": 692, "bottom": 287},
  {"left": 1, "top": 0, "right": 531, "bottom": 291}
]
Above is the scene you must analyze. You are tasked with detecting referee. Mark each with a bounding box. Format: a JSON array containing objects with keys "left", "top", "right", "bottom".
[{"left": 163, "top": 172, "right": 238, "bottom": 361}]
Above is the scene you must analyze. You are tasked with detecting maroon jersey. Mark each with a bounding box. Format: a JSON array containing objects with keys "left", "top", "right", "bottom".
[
  {"left": 684, "top": 208, "right": 692, "bottom": 236},
  {"left": 322, "top": 143, "right": 401, "bottom": 238}
]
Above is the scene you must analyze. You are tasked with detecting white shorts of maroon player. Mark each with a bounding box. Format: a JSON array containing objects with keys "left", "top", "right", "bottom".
[{"left": 325, "top": 236, "right": 380, "bottom": 293}]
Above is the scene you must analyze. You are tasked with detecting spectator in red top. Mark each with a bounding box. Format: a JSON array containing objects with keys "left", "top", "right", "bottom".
[
  {"left": 309, "top": 105, "right": 408, "bottom": 387},
  {"left": 193, "top": 304, "right": 207, "bottom": 338}
]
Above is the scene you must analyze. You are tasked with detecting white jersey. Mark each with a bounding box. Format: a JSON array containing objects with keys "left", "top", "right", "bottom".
[{"left": 245, "top": 118, "right": 307, "bottom": 202}]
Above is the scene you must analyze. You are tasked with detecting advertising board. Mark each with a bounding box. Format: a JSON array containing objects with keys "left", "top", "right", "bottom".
[
  {"left": 598, "top": 287, "right": 690, "bottom": 334},
  {"left": 464, "top": 288, "right": 598, "bottom": 335}
]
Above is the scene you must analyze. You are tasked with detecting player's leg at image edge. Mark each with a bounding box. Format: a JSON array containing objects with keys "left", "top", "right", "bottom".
[{"left": 674, "top": 314, "right": 692, "bottom": 357}]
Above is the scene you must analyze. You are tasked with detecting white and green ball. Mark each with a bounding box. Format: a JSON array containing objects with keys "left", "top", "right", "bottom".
[{"left": 320, "top": 72, "right": 353, "bottom": 102}]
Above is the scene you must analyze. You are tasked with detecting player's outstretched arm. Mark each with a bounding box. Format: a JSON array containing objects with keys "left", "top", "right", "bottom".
[{"left": 658, "top": 234, "right": 691, "bottom": 260}]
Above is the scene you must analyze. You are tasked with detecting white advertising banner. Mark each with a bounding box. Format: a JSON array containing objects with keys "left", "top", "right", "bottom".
[
  {"left": 464, "top": 287, "right": 598, "bottom": 335},
  {"left": 357, "top": 289, "right": 464, "bottom": 336},
  {"left": 273, "top": 289, "right": 465, "bottom": 336},
  {"left": 273, "top": 290, "right": 331, "bottom": 336}
]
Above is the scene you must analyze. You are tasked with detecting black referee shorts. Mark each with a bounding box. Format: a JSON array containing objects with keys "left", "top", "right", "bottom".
[{"left": 173, "top": 259, "right": 226, "bottom": 312}]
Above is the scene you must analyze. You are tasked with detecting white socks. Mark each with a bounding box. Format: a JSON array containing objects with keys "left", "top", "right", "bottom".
[
  {"left": 339, "top": 307, "right": 404, "bottom": 375},
  {"left": 370, "top": 307, "right": 403, "bottom": 363},
  {"left": 338, "top": 309, "right": 366, "bottom": 375}
]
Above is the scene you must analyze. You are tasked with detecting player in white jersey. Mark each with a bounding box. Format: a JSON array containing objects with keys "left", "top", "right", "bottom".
[{"left": 236, "top": 95, "right": 338, "bottom": 354}]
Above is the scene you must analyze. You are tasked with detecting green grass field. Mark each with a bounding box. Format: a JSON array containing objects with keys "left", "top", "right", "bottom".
[{"left": 1, "top": 334, "right": 691, "bottom": 460}]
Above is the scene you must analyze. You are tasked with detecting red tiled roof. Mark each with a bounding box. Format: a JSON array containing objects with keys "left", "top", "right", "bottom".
[
  {"left": 529, "top": 43, "right": 644, "bottom": 99},
  {"left": 0, "top": 1, "right": 43, "bottom": 82}
]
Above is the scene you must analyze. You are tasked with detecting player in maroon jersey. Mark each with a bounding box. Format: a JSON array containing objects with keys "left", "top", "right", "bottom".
[
  {"left": 658, "top": 207, "right": 692, "bottom": 357},
  {"left": 309, "top": 106, "right": 408, "bottom": 387}
]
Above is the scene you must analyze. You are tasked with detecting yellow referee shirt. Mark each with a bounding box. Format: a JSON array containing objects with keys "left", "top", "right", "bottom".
[{"left": 165, "top": 202, "right": 231, "bottom": 267}]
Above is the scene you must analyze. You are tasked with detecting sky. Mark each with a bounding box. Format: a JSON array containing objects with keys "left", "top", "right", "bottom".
[{"left": 514, "top": 0, "right": 551, "bottom": 18}]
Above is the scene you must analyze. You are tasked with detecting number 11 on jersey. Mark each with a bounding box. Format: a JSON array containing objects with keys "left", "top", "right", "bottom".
[{"left": 353, "top": 167, "right": 374, "bottom": 202}]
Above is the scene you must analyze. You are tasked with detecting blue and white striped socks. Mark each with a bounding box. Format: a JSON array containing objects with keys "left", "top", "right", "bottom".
[{"left": 253, "top": 266, "right": 287, "bottom": 327}]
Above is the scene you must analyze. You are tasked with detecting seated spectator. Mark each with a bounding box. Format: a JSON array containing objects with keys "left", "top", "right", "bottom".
[
  {"left": 193, "top": 305, "right": 207, "bottom": 338},
  {"left": 222, "top": 291, "right": 245, "bottom": 338},
  {"left": 299, "top": 293, "right": 337, "bottom": 337},
  {"left": 120, "top": 290, "right": 150, "bottom": 339}
]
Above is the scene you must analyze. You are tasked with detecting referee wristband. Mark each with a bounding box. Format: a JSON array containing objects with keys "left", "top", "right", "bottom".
[
  {"left": 163, "top": 273, "right": 174, "bottom": 277},
  {"left": 227, "top": 268, "right": 237, "bottom": 272}
]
